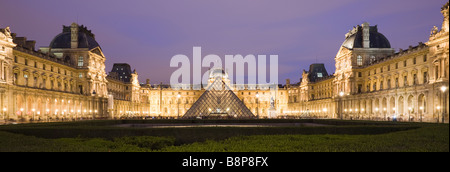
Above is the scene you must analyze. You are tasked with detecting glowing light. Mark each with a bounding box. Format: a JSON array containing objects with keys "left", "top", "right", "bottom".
[{"left": 441, "top": 86, "right": 448, "bottom": 92}]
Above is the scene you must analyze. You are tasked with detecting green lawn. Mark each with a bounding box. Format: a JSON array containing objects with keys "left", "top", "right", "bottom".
[
  {"left": 161, "top": 125, "right": 449, "bottom": 152},
  {"left": 0, "top": 120, "right": 448, "bottom": 152}
]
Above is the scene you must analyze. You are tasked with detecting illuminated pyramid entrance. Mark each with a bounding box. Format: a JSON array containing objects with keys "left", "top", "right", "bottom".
[{"left": 183, "top": 77, "right": 255, "bottom": 119}]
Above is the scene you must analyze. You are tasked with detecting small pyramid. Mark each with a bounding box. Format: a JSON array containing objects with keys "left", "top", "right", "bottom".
[{"left": 183, "top": 78, "right": 255, "bottom": 119}]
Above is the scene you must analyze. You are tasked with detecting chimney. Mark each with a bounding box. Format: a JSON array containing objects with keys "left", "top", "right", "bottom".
[
  {"left": 70, "top": 23, "right": 78, "bottom": 49},
  {"left": 286, "top": 79, "right": 290, "bottom": 88},
  {"left": 25, "top": 40, "right": 36, "bottom": 51},
  {"left": 146, "top": 79, "right": 150, "bottom": 85},
  {"left": 362, "top": 22, "right": 370, "bottom": 48}
]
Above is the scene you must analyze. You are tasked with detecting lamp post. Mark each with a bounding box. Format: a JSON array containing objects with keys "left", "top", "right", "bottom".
[
  {"left": 375, "top": 108, "right": 379, "bottom": 120},
  {"left": 46, "top": 109, "right": 49, "bottom": 122},
  {"left": 55, "top": 109, "right": 59, "bottom": 121},
  {"left": 437, "top": 106, "right": 441, "bottom": 123},
  {"left": 441, "top": 86, "right": 447, "bottom": 123},
  {"left": 419, "top": 106, "right": 424, "bottom": 122},
  {"left": 392, "top": 108, "right": 396, "bottom": 121},
  {"left": 177, "top": 93, "right": 181, "bottom": 119},
  {"left": 339, "top": 91, "right": 344, "bottom": 120},
  {"left": 361, "top": 108, "right": 365, "bottom": 120},
  {"left": 20, "top": 108, "right": 24, "bottom": 122},
  {"left": 408, "top": 107, "right": 412, "bottom": 122},
  {"left": 256, "top": 93, "right": 260, "bottom": 119},
  {"left": 32, "top": 109, "right": 35, "bottom": 122},
  {"left": 2, "top": 108, "right": 6, "bottom": 124}
]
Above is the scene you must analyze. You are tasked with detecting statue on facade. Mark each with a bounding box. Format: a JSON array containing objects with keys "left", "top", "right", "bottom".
[
  {"left": 270, "top": 97, "right": 274, "bottom": 108},
  {"left": 431, "top": 26, "right": 439, "bottom": 36},
  {"left": 3, "top": 27, "right": 11, "bottom": 37}
]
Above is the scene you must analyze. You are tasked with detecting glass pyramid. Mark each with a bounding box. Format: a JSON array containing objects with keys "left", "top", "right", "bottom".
[{"left": 182, "top": 77, "right": 255, "bottom": 119}]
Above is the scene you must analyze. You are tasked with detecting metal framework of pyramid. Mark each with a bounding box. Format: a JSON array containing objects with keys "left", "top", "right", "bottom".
[{"left": 182, "top": 78, "right": 255, "bottom": 119}]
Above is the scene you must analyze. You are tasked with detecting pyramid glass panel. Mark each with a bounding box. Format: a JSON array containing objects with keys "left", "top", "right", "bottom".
[{"left": 183, "top": 78, "right": 255, "bottom": 119}]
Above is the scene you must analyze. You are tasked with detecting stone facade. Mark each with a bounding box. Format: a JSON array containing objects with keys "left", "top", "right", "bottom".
[{"left": 0, "top": 3, "right": 448, "bottom": 122}]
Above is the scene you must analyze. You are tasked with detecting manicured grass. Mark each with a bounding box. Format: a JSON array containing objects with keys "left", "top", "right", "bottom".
[
  {"left": 161, "top": 125, "right": 449, "bottom": 152},
  {"left": 0, "top": 120, "right": 448, "bottom": 152},
  {"left": 0, "top": 131, "right": 175, "bottom": 152}
]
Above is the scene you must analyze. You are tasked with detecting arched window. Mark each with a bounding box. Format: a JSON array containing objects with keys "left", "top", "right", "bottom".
[
  {"left": 357, "top": 55, "right": 363, "bottom": 66},
  {"left": 78, "top": 56, "right": 84, "bottom": 67}
]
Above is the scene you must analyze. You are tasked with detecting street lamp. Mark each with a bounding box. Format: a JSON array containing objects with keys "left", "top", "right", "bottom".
[
  {"left": 375, "top": 108, "right": 379, "bottom": 121},
  {"left": 256, "top": 93, "right": 260, "bottom": 119},
  {"left": 437, "top": 106, "right": 441, "bottom": 123},
  {"left": 177, "top": 93, "right": 181, "bottom": 119},
  {"left": 46, "top": 109, "right": 50, "bottom": 122},
  {"left": 441, "top": 86, "right": 447, "bottom": 123},
  {"left": 408, "top": 107, "right": 412, "bottom": 122},
  {"left": 392, "top": 107, "right": 397, "bottom": 121},
  {"left": 32, "top": 109, "right": 35, "bottom": 122},
  {"left": 419, "top": 106, "right": 424, "bottom": 122},
  {"left": 2, "top": 108, "right": 6, "bottom": 123},
  {"left": 339, "top": 91, "right": 344, "bottom": 120},
  {"left": 55, "top": 109, "right": 59, "bottom": 121},
  {"left": 20, "top": 108, "right": 24, "bottom": 121}
]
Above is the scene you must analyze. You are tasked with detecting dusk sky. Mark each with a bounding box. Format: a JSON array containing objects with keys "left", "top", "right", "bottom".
[{"left": 0, "top": 0, "right": 447, "bottom": 84}]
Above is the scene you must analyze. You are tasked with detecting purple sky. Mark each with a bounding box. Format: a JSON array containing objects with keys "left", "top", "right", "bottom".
[{"left": 1, "top": 0, "right": 447, "bottom": 84}]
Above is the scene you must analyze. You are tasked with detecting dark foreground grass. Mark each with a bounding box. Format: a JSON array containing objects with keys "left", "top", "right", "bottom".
[
  {"left": 0, "top": 120, "right": 448, "bottom": 152},
  {"left": 161, "top": 125, "right": 449, "bottom": 152}
]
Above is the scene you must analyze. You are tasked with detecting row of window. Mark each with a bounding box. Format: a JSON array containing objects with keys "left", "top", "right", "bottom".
[
  {"left": 14, "top": 56, "right": 85, "bottom": 78},
  {"left": 358, "top": 56, "right": 428, "bottom": 78},
  {"left": 360, "top": 72, "right": 428, "bottom": 93},
  {"left": 14, "top": 72, "right": 85, "bottom": 93},
  {"left": 357, "top": 55, "right": 427, "bottom": 68}
]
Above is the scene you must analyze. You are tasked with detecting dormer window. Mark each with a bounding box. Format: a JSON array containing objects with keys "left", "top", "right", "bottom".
[
  {"left": 357, "top": 55, "right": 363, "bottom": 66},
  {"left": 78, "top": 56, "right": 84, "bottom": 67},
  {"left": 370, "top": 56, "right": 376, "bottom": 63},
  {"left": 317, "top": 73, "right": 323, "bottom": 78}
]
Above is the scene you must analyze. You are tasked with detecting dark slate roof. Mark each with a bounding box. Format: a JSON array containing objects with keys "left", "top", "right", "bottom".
[
  {"left": 308, "top": 63, "right": 329, "bottom": 82},
  {"left": 109, "top": 63, "right": 132, "bottom": 82},
  {"left": 49, "top": 25, "right": 101, "bottom": 50},
  {"left": 342, "top": 25, "right": 391, "bottom": 49}
]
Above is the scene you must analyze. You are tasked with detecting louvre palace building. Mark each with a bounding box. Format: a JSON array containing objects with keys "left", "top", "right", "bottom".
[{"left": 0, "top": 3, "right": 448, "bottom": 123}]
